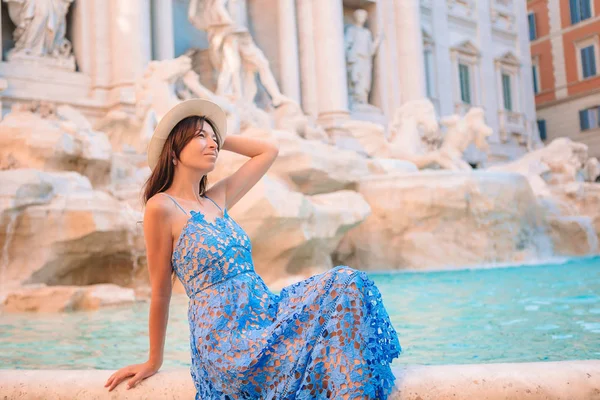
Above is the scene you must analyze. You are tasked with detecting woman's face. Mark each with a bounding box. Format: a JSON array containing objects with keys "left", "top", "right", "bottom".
[{"left": 178, "top": 120, "right": 219, "bottom": 172}]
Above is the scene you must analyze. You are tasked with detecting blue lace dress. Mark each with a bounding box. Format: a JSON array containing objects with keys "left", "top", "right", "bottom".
[{"left": 166, "top": 194, "right": 401, "bottom": 399}]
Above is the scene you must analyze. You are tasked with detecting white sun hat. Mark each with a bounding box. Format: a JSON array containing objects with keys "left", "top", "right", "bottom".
[{"left": 146, "top": 99, "right": 227, "bottom": 171}]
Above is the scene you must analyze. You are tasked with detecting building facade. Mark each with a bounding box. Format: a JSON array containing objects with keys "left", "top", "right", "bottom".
[
  {"left": 422, "top": 0, "right": 539, "bottom": 162},
  {"left": 0, "top": 0, "right": 538, "bottom": 163},
  {"left": 528, "top": 0, "right": 600, "bottom": 157}
]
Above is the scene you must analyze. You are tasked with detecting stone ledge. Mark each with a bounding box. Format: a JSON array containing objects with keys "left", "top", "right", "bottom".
[{"left": 0, "top": 360, "right": 598, "bottom": 399}]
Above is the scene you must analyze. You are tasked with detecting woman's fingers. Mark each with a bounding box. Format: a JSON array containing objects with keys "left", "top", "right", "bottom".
[
  {"left": 107, "top": 370, "right": 134, "bottom": 392},
  {"left": 104, "top": 372, "right": 117, "bottom": 387},
  {"left": 127, "top": 372, "right": 143, "bottom": 390}
]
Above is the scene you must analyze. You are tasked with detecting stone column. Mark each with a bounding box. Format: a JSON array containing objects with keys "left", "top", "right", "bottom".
[
  {"left": 71, "top": 0, "right": 93, "bottom": 75},
  {"left": 296, "top": 0, "right": 318, "bottom": 118},
  {"left": 90, "top": 0, "right": 111, "bottom": 93},
  {"left": 371, "top": 0, "right": 402, "bottom": 120},
  {"left": 515, "top": 0, "right": 540, "bottom": 147},
  {"left": 477, "top": 0, "right": 500, "bottom": 144},
  {"left": 278, "top": 0, "right": 301, "bottom": 104},
  {"left": 108, "top": 0, "right": 152, "bottom": 106},
  {"left": 151, "top": 0, "right": 175, "bottom": 60},
  {"left": 394, "top": 0, "right": 426, "bottom": 103},
  {"left": 431, "top": 0, "right": 454, "bottom": 118},
  {"left": 312, "top": 0, "right": 349, "bottom": 127}
]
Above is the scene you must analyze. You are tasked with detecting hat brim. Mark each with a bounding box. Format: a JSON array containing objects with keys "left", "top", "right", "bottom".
[{"left": 147, "top": 99, "right": 227, "bottom": 171}]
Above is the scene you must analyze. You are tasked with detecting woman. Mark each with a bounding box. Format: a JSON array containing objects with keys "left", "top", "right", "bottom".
[{"left": 104, "top": 99, "right": 401, "bottom": 399}]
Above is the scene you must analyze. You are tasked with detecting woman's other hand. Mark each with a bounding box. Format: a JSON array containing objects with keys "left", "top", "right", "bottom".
[{"left": 104, "top": 360, "right": 160, "bottom": 391}]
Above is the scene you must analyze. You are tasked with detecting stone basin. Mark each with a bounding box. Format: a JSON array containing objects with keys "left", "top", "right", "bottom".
[{"left": 0, "top": 360, "right": 598, "bottom": 399}]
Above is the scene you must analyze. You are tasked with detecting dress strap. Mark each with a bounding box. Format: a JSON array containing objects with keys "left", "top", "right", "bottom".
[
  {"left": 162, "top": 193, "right": 189, "bottom": 216},
  {"left": 203, "top": 194, "right": 223, "bottom": 212}
]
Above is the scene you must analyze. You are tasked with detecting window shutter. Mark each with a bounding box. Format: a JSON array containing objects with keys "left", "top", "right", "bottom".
[
  {"left": 502, "top": 74, "right": 512, "bottom": 111},
  {"left": 590, "top": 107, "right": 600, "bottom": 128},
  {"left": 581, "top": 0, "right": 592, "bottom": 20},
  {"left": 588, "top": 47, "right": 597, "bottom": 77},
  {"left": 459, "top": 64, "right": 471, "bottom": 104},
  {"left": 528, "top": 14, "right": 537, "bottom": 41},
  {"left": 537, "top": 120, "right": 547, "bottom": 141},
  {"left": 532, "top": 66, "right": 539, "bottom": 94},
  {"left": 580, "top": 109, "right": 590, "bottom": 131},
  {"left": 570, "top": 0, "right": 581, "bottom": 24},
  {"left": 581, "top": 46, "right": 597, "bottom": 79}
]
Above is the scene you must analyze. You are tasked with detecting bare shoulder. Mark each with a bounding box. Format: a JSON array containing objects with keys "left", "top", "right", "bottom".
[{"left": 144, "top": 193, "right": 174, "bottom": 226}]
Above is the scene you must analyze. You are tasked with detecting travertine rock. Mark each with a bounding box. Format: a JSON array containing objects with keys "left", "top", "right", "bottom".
[
  {"left": 547, "top": 216, "right": 598, "bottom": 256},
  {"left": 228, "top": 176, "right": 370, "bottom": 284},
  {"left": 488, "top": 138, "right": 591, "bottom": 197},
  {"left": 336, "top": 171, "right": 553, "bottom": 270},
  {"left": 0, "top": 107, "right": 112, "bottom": 187},
  {"left": 0, "top": 169, "right": 145, "bottom": 292},
  {"left": 209, "top": 129, "right": 380, "bottom": 195},
  {"left": 548, "top": 182, "right": 600, "bottom": 251},
  {"left": 2, "top": 283, "right": 137, "bottom": 313}
]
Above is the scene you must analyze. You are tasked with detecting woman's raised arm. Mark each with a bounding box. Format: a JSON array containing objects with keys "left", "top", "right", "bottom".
[{"left": 209, "top": 134, "right": 279, "bottom": 210}]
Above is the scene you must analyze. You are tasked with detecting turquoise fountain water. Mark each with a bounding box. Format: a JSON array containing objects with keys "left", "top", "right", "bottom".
[{"left": 1, "top": 256, "right": 599, "bottom": 369}]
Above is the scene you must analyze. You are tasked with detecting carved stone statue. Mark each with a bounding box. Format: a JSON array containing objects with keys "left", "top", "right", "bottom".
[
  {"left": 95, "top": 54, "right": 280, "bottom": 153},
  {"left": 386, "top": 99, "right": 443, "bottom": 168},
  {"left": 488, "top": 137, "right": 593, "bottom": 196},
  {"left": 3, "top": 0, "right": 75, "bottom": 70},
  {"left": 435, "top": 107, "right": 492, "bottom": 170},
  {"left": 344, "top": 9, "right": 382, "bottom": 108},
  {"left": 188, "top": 0, "right": 290, "bottom": 107},
  {"left": 387, "top": 101, "right": 491, "bottom": 170}
]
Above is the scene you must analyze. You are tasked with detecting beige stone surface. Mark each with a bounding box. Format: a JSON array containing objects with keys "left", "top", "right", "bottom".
[
  {"left": 2, "top": 283, "right": 137, "bottom": 313},
  {"left": 337, "top": 171, "right": 552, "bottom": 270},
  {"left": 272, "top": 101, "right": 328, "bottom": 141},
  {"left": 0, "top": 169, "right": 145, "bottom": 292},
  {"left": 105, "top": 152, "right": 151, "bottom": 213},
  {"left": 548, "top": 183, "right": 600, "bottom": 249},
  {"left": 547, "top": 216, "right": 598, "bottom": 256},
  {"left": 210, "top": 128, "right": 379, "bottom": 196},
  {"left": 392, "top": 360, "right": 600, "bottom": 400},
  {"left": 227, "top": 176, "right": 370, "bottom": 284},
  {"left": 268, "top": 129, "right": 378, "bottom": 195},
  {"left": 0, "top": 108, "right": 112, "bottom": 187},
  {"left": 1, "top": 360, "right": 599, "bottom": 399}
]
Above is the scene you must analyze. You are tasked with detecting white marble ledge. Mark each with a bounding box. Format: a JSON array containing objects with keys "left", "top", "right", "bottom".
[{"left": 0, "top": 360, "right": 598, "bottom": 399}]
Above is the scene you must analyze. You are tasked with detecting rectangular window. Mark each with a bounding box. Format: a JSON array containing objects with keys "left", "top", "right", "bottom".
[
  {"left": 570, "top": 0, "right": 592, "bottom": 24},
  {"left": 424, "top": 50, "right": 435, "bottom": 99},
  {"left": 528, "top": 13, "right": 537, "bottom": 41},
  {"left": 537, "top": 120, "right": 547, "bottom": 141},
  {"left": 579, "top": 106, "right": 600, "bottom": 131},
  {"left": 502, "top": 73, "right": 512, "bottom": 111},
  {"left": 581, "top": 45, "right": 597, "bottom": 79},
  {"left": 532, "top": 64, "right": 540, "bottom": 94},
  {"left": 459, "top": 63, "right": 471, "bottom": 104}
]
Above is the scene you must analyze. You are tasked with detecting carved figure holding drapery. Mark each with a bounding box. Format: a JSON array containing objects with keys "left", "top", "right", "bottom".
[
  {"left": 3, "top": 0, "right": 75, "bottom": 70},
  {"left": 344, "top": 9, "right": 382, "bottom": 108}
]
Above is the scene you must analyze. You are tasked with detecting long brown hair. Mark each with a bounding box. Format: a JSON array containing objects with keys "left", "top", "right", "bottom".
[
  {"left": 141, "top": 115, "right": 222, "bottom": 286},
  {"left": 143, "top": 116, "right": 222, "bottom": 205}
]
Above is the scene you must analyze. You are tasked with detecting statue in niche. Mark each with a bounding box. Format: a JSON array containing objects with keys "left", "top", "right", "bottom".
[
  {"left": 3, "top": 0, "right": 75, "bottom": 70},
  {"left": 188, "top": 0, "right": 291, "bottom": 107},
  {"left": 344, "top": 9, "right": 382, "bottom": 108}
]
